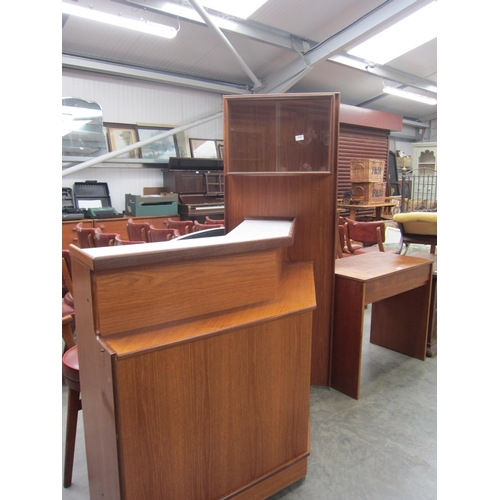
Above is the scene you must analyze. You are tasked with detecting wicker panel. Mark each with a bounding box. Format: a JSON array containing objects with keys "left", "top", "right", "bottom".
[{"left": 350, "top": 159, "right": 384, "bottom": 182}]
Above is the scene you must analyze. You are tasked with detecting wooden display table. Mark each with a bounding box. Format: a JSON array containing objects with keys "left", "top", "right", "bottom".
[
  {"left": 70, "top": 219, "right": 316, "bottom": 500},
  {"left": 330, "top": 252, "right": 433, "bottom": 399},
  {"left": 337, "top": 202, "right": 396, "bottom": 221}
]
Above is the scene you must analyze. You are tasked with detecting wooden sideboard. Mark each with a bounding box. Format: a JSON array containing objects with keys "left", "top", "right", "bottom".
[
  {"left": 62, "top": 215, "right": 180, "bottom": 249},
  {"left": 70, "top": 219, "right": 316, "bottom": 500}
]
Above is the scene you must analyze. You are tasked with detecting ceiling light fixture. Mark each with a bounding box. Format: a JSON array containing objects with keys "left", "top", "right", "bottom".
[
  {"left": 348, "top": 1, "right": 437, "bottom": 64},
  {"left": 62, "top": 3, "right": 178, "bottom": 39},
  {"left": 383, "top": 86, "right": 437, "bottom": 105}
]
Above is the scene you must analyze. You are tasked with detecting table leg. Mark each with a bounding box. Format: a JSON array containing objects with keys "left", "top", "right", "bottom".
[
  {"left": 426, "top": 274, "right": 437, "bottom": 357},
  {"left": 370, "top": 284, "right": 431, "bottom": 361},
  {"left": 330, "top": 277, "right": 365, "bottom": 399},
  {"left": 349, "top": 208, "right": 356, "bottom": 220}
]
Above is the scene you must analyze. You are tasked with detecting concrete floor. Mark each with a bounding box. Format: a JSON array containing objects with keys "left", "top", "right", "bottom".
[{"left": 62, "top": 303, "right": 437, "bottom": 500}]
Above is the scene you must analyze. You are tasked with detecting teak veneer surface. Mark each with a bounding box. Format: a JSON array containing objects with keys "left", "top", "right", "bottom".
[
  {"left": 70, "top": 218, "right": 295, "bottom": 271},
  {"left": 71, "top": 219, "right": 316, "bottom": 500},
  {"left": 114, "top": 310, "right": 313, "bottom": 499},
  {"left": 335, "top": 252, "right": 432, "bottom": 305},
  {"left": 223, "top": 93, "right": 339, "bottom": 386},
  {"left": 334, "top": 251, "right": 432, "bottom": 281},
  {"left": 331, "top": 252, "right": 433, "bottom": 399},
  {"left": 92, "top": 249, "right": 280, "bottom": 336},
  {"left": 103, "top": 262, "right": 316, "bottom": 357}
]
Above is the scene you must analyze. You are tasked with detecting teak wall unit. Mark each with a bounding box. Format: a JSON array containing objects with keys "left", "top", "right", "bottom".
[
  {"left": 70, "top": 219, "right": 316, "bottom": 500},
  {"left": 223, "top": 93, "right": 339, "bottom": 386}
]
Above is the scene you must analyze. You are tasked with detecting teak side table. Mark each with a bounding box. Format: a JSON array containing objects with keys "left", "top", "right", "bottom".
[{"left": 330, "top": 252, "right": 433, "bottom": 399}]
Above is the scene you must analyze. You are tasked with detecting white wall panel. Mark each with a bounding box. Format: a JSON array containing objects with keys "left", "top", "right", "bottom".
[{"left": 62, "top": 69, "right": 224, "bottom": 212}]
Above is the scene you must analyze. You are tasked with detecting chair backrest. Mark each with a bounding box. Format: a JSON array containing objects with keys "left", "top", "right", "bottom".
[
  {"left": 75, "top": 222, "right": 96, "bottom": 248},
  {"left": 115, "top": 236, "right": 146, "bottom": 245},
  {"left": 62, "top": 250, "right": 73, "bottom": 296},
  {"left": 175, "top": 227, "right": 225, "bottom": 240},
  {"left": 345, "top": 218, "right": 385, "bottom": 244},
  {"left": 345, "top": 218, "right": 385, "bottom": 253},
  {"left": 166, "top": 218, "right": 194, "bottom": 235},
  {"left": 205, "top": 216, "right": 224, "bottom": 225},
  {"left": 149, "top": 226, "right": 180, "bottom": 242},
  {"left": 94, "top": 228, "right": 119, "bottom": 247},
  {"left": 336, "top": 223, "right": 347, "bottom": 259},
  {"left": 193, "top": 220, "right": 224, "bottom": 232},
  {"left": 62, "top": 314, "right": 76, "bottom": 354},
  {"left": 127, "top": 218, "right": 151, "bottom": 242}
]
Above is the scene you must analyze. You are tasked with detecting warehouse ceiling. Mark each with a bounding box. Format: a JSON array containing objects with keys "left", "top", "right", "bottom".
[{"left": 61, "top": 0, "right": 437, "bottom": 122}]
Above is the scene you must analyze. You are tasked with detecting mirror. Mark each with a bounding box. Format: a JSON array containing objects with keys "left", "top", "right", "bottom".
[{"left": 62, "top": 97, "right": 108, "bottom": 157}]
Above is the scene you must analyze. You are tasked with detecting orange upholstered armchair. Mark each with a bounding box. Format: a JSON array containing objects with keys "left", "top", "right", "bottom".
[
  {"left": 344, "top": 218, "right": 387, "bottom": 254},
  {"left": 127, "top": 218, "right": 151, "bottom": 243},
  {"left": 149, "top": 226, "right": 180, "bottom": 242}
]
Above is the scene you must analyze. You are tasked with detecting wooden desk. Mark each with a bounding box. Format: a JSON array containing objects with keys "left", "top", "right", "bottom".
[
  {"left": 70, "top": 219, "right": 316, "bottom": 500},
  {"left": 330, "top": 252, "right": 433, "bottom": 399},
  {"left": 337, "top": 202, "right": 396, "bottom": 220}
]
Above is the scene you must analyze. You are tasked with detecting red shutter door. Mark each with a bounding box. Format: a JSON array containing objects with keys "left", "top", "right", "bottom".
[{"left": 338, "top": 124, "right": 390, "bottom": 219}]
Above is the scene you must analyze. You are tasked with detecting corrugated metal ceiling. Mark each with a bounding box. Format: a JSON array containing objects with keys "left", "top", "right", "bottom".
[{"left": 62, "top": 0, "right": 437, "bottom": 121}]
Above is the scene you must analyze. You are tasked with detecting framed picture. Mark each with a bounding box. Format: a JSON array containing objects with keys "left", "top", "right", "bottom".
[
  {"left": 106, "top": 123, "right": 140, "bottom": 159},
  {"left": 175, "top": 131, "right": 191, "bottom": 157},
  {"left": 137, "top": 126, "right": 178, "bottom": 161},
  {"left": 217, "top": 142, "right": 224, "bottom": 160},
  {"left": 189, "top": 138, "right": 218, "bottom": 159}
]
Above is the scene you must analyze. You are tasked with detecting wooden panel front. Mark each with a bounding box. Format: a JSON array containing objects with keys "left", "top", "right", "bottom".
[
  {"left": 330, "top": 276, "right": 365, "bottom": 399},
  {"left": 364, "top": 265, "right": 431, "bottom": 305},
  {"left": 370, "top": 284, "right": 431, "bottom": 361},
  {"left": 114, "top": 312, "right": 312, "bottom": 500},
  {"left": 72, "top": 258, "right": 122, "bottom": 500},
  {"left": 226, "top": 174, "right": 335, "bottom": 386},
  {"left": 94, "top": 249, "right": 280, "bottom": 336}
]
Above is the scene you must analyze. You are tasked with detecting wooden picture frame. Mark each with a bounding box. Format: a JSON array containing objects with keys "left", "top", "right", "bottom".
[
  {"left": 106, "top": 123, "right": 140, "bottom": 159},
  {"left": 137, "top": 126, "right": 179, "bottom": 161},
  {"left": 189, "top": 138, "right": 218, "bottom": 159},
  {"left": 217, "top": 142, "right": 224, "bottom": 160}
]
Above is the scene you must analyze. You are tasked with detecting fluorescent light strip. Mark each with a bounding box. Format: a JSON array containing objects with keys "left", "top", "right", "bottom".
[
  {"left": 348, "top": 1, "right": 437, "bottom": 64},
  {"left": 62, "top": 3, "right": 177, "bottom": 38},
  {"left": 383, "top": 86, "right": 437, "bottom": 105}
]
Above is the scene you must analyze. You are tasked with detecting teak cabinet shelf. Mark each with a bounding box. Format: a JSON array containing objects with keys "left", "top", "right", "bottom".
[
  {"left": 70, "top": 219, "right": 316, "bottom": 500},
  {"left": 223, "top": 93, "right": 340, "bottom": 386}
]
